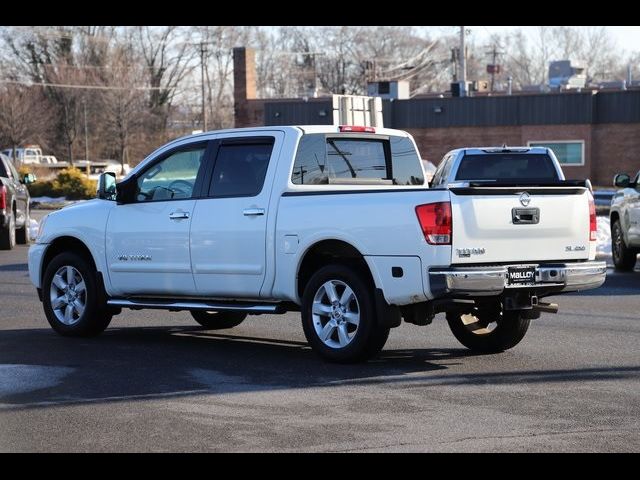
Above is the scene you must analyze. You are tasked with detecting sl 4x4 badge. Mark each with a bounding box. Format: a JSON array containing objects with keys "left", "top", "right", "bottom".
[{"left": 456, "top": 248, "right": 486, "bottom": 258}]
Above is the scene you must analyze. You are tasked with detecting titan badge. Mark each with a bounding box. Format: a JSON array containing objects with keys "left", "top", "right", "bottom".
[{"left": 117, "top": 254, "right": 152, "bottom": 261}]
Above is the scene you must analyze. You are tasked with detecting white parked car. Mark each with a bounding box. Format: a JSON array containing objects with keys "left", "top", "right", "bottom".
[{"left": 28, "top": 127, "right": 606, "bottom": 363}]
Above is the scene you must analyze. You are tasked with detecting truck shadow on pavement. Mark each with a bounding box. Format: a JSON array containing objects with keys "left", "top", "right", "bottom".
[{"left": 1, "top": 325, "right": 639, "bottom": 410}]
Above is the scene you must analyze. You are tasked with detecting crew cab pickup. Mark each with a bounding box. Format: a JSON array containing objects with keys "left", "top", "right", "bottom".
[
  {"left": 611, "top": 171, "right": 640, "bottom": 271},
  {"left": 1, "top": 153, "right": 34, "bottom": 249},
  {"left": 28, "top": 127, "right": 606, "bottom": 363}
]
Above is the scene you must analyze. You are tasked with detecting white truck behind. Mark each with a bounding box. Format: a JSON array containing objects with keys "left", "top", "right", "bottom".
[
  {"left": 28, "top": 126, "right": 606, "bottom": 363},
  {"left": 611, "top": 170, "right": 640, "bottom": 270}
]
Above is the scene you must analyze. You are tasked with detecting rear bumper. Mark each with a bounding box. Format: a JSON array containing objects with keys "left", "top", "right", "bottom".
[{"left": 429, "top": 261, "right": 607, "bottom": 297}]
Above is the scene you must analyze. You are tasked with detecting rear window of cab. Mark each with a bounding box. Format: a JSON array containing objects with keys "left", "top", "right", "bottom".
[
  {"left": 455, "top": 153, "right": 559, "bottom": 182},
  {"left": 291, "top": 134, "right": 424, "bottom": 186}
]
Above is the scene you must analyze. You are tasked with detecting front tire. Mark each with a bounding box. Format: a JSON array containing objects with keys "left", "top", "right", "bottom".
[
  {"left": 190, "top": 311, "right": 247, "bottom": 329},
  {"left": 612, "top": 219, "right": 638, "bottom": 271},
  {"left": 42, "top": 252, "right": 112, "bottom": 337},
  {"left": 447, "top": 308, "right": 530, "bottom": 353},
  {"left": 0, "top": 211, "right": 16, "bottom": 250},
  {"left": 301, "top": 264, "right": 389, "bottom": 363}
]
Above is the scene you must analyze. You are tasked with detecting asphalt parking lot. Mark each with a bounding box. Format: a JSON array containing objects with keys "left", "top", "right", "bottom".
[{"left": 1, "top": 214, "right": 639, "bottom": 452}]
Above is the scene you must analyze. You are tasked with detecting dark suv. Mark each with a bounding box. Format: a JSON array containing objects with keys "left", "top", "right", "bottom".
[{"left": 0, "top": 153, "right": 33, "bottom": 249}]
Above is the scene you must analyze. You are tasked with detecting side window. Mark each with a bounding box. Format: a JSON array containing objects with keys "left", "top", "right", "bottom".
[
  {"left": 6, "top": 159, "right": 20, "bottom": 181},
  {"left": 389, "top": 136, "right": 424, "bottom": 186},
  {"left": 209, "top": 139, "right": 274, "bottom": 197},
  {"left": 136, "top": 145, "right": 206, "bottom": 202},
  {"left": 431, "top": 154, "right": 450, "bottom": 187},
  {"left": 292, "top": 134, "right": 329, "bottom": 185},
  {"left": 0, "top": 156, "right": 10, "bottom": 178}
]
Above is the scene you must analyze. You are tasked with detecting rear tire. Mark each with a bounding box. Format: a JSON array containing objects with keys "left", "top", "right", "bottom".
[
  {"left": 42, "top": 252, "right": 112, "bottom": 337},
  {"left": 16, "top": 207, "right": 29, "bottom": 245},
  {"left": 301, "top": 264, "right": 389, "bottom": 363},
  {"left": 190, "top": 311, "right": 247, "bottom": 330},
  {"left": 612, "top": 219, "right": 638, "bottom": 271},
  {"left": 447, "top": 308, "right": 530, "bottom": 353},
  {"left": 0, "top": 211, "right": 16, "bottom": 250}
]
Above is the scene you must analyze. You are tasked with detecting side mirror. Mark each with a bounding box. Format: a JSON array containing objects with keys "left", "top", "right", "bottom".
[
  {"left": 97, "top": 172, "right": 117, "bottom": 200},
  {"left": 613, "top": 173, "right": 630, "bottom": 189},
  {"left": 22, "top": 173, "right": 36, "bottom": 185}
]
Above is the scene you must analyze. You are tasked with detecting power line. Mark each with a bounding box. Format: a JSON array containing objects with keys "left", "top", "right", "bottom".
[
  {"left": 28, "top": 63, "right": 142, "bottom": 70},
  {"left": 0, "top": 79, "right": 171, "bottom": 91},
  {"left": 6, "top": 26, "right": 115, "bottom": 43},
  {"left": 377, "top": 42, "right": 437, "bottom": 77}
]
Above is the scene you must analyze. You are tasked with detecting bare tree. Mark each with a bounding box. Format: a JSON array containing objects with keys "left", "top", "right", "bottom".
[
  {"left": 135, "top": 26, "right": 195, "bottom": 131},
  {"left": 0, "top": 85, "right": 52, "bottom": 163},
  {"left": 100, "top": 42, "right": 146, "bottom": 174},
  {"left": 1, "top": 26, "right": 98, "bottom": 164},
  {"left": 486, "top": 26, "right": 624, "bottom": 90}
]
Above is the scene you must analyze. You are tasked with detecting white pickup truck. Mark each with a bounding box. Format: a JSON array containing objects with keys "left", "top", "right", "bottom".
[
  {"left": 28, "top": 126, "right": 606, "bottom": 363},
  {"left": 611, "top": 170, "right": 640, "bottom": 270}
]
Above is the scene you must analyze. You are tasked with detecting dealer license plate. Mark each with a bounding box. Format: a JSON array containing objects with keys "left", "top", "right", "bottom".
[{"left": 507, "top": 266, "right": 536, "bottom": 285}]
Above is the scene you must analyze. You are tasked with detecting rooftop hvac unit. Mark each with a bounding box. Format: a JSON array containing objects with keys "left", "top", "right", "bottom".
[
  {"left": 367, "top": 80, "right": 410, "bottom": 99},
  {"left": 548, "top": 60, "right": 587, "bottom": 90},
  {"left": 332, "top": 95, "right": 383, "bottom": 127}
]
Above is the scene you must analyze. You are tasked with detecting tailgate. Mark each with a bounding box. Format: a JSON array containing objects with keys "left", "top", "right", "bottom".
[{"left": 450, "top": 185, "right": 591, "bottom": 264}]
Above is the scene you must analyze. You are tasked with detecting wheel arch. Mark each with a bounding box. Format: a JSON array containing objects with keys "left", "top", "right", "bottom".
[
  {"left": 41, "top": 236, "right": 99, "bottom": 285},
  {"left": 610, "top": 210, "right": 619, "bottom": 223},
  {"left": 296, "top": 239, "right": 375, "bottom": 300}
]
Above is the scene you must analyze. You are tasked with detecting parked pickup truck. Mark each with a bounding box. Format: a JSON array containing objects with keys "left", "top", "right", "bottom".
[
  {"left": 1, "top": 153, "right": 35, "bottom": 249},
  {"left": 28, "top": 127, "right": 606, "bottom": 363},
  {"left": 611, "top": 171, "right": 640, "bottom": 271}
]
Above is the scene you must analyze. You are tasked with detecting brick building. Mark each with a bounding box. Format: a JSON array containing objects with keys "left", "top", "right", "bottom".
[{"left": 234, "top": 47, "right": 640, "bottom": 186}]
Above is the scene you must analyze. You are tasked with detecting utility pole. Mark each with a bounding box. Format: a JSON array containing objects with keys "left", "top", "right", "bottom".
[
  {"left": 451, "top": 47, "right": 459, "bottom": 82},
  {"left": 486, "top": 44, "right": 503, "bottom": 92},
  {"left": 459, "top": 26, "right": 467, "bottom": 85},
  {"left": 83, "top": 98, "right": 89, "bottom": 162},
  {"left": 199, "top": 42, "right": 208, "bottom": 131}
]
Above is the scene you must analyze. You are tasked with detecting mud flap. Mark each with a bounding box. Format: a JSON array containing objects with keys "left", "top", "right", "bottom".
[{"left": 375, "top": 288, "right": 402, "bottom": 328}]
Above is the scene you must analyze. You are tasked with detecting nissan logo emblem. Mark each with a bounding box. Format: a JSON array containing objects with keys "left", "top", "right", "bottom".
[{"left": 519, "top": 192, "right": 531, "bottom": 207}]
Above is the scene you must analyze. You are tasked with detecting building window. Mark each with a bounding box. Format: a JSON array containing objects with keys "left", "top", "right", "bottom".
[{"left": 527, "top": 141, "right": 584, "bottom": 166}]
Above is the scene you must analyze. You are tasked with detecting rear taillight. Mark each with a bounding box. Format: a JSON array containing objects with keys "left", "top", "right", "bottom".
[
  {"left": 588, "top": 192, "right": 597, "bottom": 241},
  {"left": 0, "top": 185, "right": 6, "bottom": 210},
  {"left": 339, "top": 125, "right": 375, "bottom": 133},
  {"left": 416, "top": 202, "right": 452, "bottom": 245}
]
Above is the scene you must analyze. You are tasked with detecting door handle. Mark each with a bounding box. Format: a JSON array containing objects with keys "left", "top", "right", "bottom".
[
  {"left": 169, "top": 211, "right": 190, "bottom": 220},
  {"left": 512, "top": 207, "right": 540, "bottom": 225},
  {"left": 243, "top": 208, "right": 265, "bottom": 216}
]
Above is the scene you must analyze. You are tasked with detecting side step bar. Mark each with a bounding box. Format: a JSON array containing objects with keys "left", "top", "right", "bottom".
[{"left": 107, "top": 299, "right": 285, "bottom": 314}]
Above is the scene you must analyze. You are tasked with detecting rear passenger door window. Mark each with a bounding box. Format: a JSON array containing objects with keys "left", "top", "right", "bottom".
[{"left": 208, "top": 138, "right": 275, "bottom": 197}]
